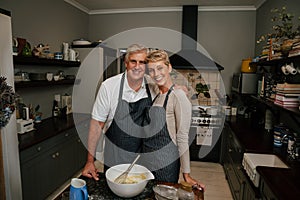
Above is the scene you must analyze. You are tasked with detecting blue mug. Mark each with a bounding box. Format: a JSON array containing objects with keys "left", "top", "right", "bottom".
[{"left": 69, "top": 178, "right": 88, "bottom": 200}]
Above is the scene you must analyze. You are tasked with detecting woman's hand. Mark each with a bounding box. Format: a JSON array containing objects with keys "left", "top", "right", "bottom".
[
  {"left": 82, "top": 161, "right": 99, "bottom": 181},
  {"left": 183, "top": 173, "right": 206, "bottom": 192}
]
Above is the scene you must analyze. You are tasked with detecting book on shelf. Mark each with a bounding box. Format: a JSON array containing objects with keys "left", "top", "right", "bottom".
[
  {"left": 276, "top": 83, "right": 300, "bottom": 91},
  {"left": 275, "top": 93, "right": 300, "bottom": 101},
  {"left": 274, "top": 100, "right": 300, "bottom": 108}
]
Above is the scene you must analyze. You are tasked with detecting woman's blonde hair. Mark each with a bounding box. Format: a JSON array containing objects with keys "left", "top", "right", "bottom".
[{"left": 146, "top": 49, "right": 170, "bottom": 66}]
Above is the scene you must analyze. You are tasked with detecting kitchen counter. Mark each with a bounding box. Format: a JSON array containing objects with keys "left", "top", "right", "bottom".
[
  {"left": 56, "top": 173, "right": 204, "bottom": 200},
  {"left": 18, "top": 113, "right": 90, "bottom": 151},
  {"left": 227, "top": 116, "right": 300, "bottom": 199}
]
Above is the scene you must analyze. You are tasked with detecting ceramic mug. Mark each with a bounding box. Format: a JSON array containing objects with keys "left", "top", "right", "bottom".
[
  {"left": 69, "top": 178, "right": 88, "bottom": 200},
  {"left": 46, "top": 73, "right": 53, "bottom": 81},
  {"left": 69, "top": 49, "right": 79, "bottom": 61}
]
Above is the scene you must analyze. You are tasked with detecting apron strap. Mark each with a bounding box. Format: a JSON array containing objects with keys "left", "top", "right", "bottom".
[
  {"left": 152, "top": 85, "right": 175, "bottom": 109},
  {"left": 163, "top": 85, "right": 174, "bottom": 109},
  {"left": 118, "top": 73, "right": 125, "bottom": 100}
]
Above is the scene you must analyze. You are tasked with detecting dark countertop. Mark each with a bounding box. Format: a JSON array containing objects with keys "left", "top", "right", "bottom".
[
  {"left": 18, "top": 113, "right": 90, "bottom": 151},
  {"left": 228, "top": 116, "right": 300, "bottom": 200},
  {"left": 56, "top": 173, "right": 204, "bottom": 200}
]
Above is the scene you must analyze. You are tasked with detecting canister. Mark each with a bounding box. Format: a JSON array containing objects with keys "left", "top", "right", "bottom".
[{"left": 241, "top": 58, "right": 257, "bottom": 73}]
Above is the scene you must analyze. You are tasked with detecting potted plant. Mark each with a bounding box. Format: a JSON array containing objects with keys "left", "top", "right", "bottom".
[{"left": 257, "top": 6, "right": 300, "bottom": 57}]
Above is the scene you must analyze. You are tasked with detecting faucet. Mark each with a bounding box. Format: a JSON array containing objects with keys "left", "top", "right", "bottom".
[{"left": 281, "top": 134, "right": 298, "bottom": 160}]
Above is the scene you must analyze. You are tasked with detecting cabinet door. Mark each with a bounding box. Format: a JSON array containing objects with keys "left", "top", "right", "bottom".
[
  {"left": 243, "top": 179, "right": 259, "bottom": 200},
  {"left": 260, "top": 178, "right": 277, "bottom": 200},
  {"left": 75, "top": 136, "right": 87, "bottom": 168},
  {"left": 20, "top": 129, "right": 77, "bottom": 200},
  {"left": 21, "top": 145, "right": 60, "bottom": 200},
  {"left": 223, "top": 154, "right": 242, "bottom": 200}
]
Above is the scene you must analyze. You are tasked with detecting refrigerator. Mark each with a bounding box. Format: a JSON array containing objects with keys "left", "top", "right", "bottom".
[
  {"left": 72, "top": 45, "right": 118, "bottom": 114},
  {"left": 0, "top": 8, "right": 22, "bottom": 199}
]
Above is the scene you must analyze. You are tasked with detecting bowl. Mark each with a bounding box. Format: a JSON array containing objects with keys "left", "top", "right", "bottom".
[
  {"left": 153, "top": 184, "right": 178, "bottom": 200},
  {"left": 105, "top": 164, "right": 154, "bottom": 198}
]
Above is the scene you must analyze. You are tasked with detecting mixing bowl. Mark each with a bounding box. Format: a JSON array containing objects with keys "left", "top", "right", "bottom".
[{"left": 105, "top": 164, "right": 154, "bottom": 198}]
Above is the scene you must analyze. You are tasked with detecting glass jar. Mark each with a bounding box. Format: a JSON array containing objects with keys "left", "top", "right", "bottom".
[{"left": 177, "top": 181, "right": 194, "bottom": 200}]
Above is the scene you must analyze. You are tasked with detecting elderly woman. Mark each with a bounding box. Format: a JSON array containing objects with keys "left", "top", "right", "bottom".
[{"left": 142, "top": 49, "right": 205, "bottom": 190}]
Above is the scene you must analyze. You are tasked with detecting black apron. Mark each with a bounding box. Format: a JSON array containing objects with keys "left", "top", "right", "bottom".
[
  {"left": 142, "top": 85, "right": 180, "bottom": 183},
  {"left": 104, "top": 73, "right": 152, "bottom": 170}
]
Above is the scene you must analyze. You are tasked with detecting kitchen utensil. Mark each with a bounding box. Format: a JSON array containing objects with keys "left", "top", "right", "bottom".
[
  {"left": 114, "top": 154, "right": 140, "bottom": 184},
  {"left": 105, "top": 163, "right": 154, "bottom": 198},
  {"left": 153, "top": 184, "right": 178, "bottom": 200}
]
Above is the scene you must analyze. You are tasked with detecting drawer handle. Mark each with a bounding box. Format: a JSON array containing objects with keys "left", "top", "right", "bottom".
[
  {"left": 56, "top": 152, "right": 60, "bottom": 157},
  {"left": 52, "top": 154, "right": 56, "bottom": 159},
  {"left": 228, "top": 148, "right": 233, "bottom": 153},
  {"left": 65, "top": 133, "right": 69, "bottom": 137},
  {"left": 37, "top": 147, "right": 42, "bottom": 152}
]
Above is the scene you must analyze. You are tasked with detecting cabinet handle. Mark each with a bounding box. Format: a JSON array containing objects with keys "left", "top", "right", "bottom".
[
  {"left": 37, "top": 147, "right": 42, "bottom": 151},
  {"left": 77, "top": 139, "right": 81, "bottom": 143},
  {"left": 65, "top": 133, "right": 69, "bottom": 137},
  {"left": 52, "top": 154, "right": 56, "bottom": 159},
  {"left": 56, "top": 152, "right": 60, "bottom": 157},
  {"left": 228, "top": 148, "right": 233, "bottom": 153}
]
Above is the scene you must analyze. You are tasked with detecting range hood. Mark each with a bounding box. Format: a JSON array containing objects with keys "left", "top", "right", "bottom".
[{"left": 169, "top": 5, "right": 224, "bottom": 71}]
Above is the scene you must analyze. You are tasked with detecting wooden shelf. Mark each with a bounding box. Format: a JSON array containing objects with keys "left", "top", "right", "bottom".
[
  {"left": 251, "top": 55, "right": 300, "bottom": 67},
  {"left": 15, "top": 79, "right": 75, "bottom": 89},
  {"left": 251, "top": 95, "right": 300, "bottom": 117},
  {"left": 13, "top": 56, "right": 80, "bottom": 67}
]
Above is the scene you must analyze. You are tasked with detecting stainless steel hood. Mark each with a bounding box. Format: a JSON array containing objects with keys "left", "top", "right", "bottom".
[{"left": 169, "top": 5, "right": 224, "bottom": 71}]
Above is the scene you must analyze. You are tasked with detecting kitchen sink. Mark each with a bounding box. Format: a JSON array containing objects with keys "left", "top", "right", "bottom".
[{"left": 242, "top": 153, "right": 289, "bottom": 187}]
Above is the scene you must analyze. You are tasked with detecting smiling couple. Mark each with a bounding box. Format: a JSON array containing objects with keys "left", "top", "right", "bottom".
[{"left": 82, "top": 44, "right": 205, "bottom": 190}]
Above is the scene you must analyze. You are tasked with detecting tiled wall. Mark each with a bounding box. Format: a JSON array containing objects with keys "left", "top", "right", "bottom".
[{"left": 171, "top": 69, "right": 221, "bottom": 106}]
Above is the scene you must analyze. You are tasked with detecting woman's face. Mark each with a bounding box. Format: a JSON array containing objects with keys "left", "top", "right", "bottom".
[{"left": 147, "top": 60, "right": 172, "bottom": 88}]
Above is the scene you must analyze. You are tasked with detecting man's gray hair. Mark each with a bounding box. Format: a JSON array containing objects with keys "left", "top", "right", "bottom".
[{"left": 125, "top": 44, "right": 148, "bottom": 61}]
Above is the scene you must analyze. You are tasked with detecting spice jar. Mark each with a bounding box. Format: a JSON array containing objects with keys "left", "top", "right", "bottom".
[{"left": 177, "top": 181, "right": 194, "bottom": 200}]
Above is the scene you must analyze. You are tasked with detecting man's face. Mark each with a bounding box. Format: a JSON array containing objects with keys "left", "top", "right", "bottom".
[{"left": 125, "top": 52, "right": 147, "bottom": 82}]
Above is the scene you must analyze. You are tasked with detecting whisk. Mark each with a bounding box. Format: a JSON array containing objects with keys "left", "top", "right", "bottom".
[{"left": 114, "top": 154, "right": 141, "bottom": 184}]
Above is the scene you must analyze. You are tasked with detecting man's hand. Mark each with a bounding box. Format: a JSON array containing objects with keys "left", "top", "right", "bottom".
[
  {"left": 174, "top": 84, "right": 189, "bottom": 95},
  {"left": 82, "top": 161, "right": 99, "bottom": 181}
]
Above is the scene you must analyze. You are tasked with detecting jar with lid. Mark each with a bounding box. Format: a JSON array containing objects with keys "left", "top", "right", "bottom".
[{"left": 177, "top": 181, "right": 194, "bottom": 200}]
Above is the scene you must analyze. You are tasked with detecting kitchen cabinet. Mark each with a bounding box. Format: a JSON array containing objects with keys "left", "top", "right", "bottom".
[
  {"left": 19, "top": 127, "right": 87, "bottom": 200},
  {"left": 259, "top": 177, "right": 277, "bottom": 200},
  {"left": 222, "top": 124, "right": 260, "bottom": 200},
  {"left": 222, "top": 124, "right": 244, "bottom": 200}
]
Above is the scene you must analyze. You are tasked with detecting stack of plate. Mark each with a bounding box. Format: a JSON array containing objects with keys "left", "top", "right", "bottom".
[{"left": 72, "top": 39, "right": 91, "bottom": 45}]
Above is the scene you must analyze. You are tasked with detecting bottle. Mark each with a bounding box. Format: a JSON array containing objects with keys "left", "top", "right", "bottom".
[
  {"left": 177, "top": 181, "right": 194, "bottom": 200},
  {"left": 264, "top": 109, "right": 273, "bottom": 132},
  {"left": 52, "top": 100, "right": 60, "bottom": 117}
]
